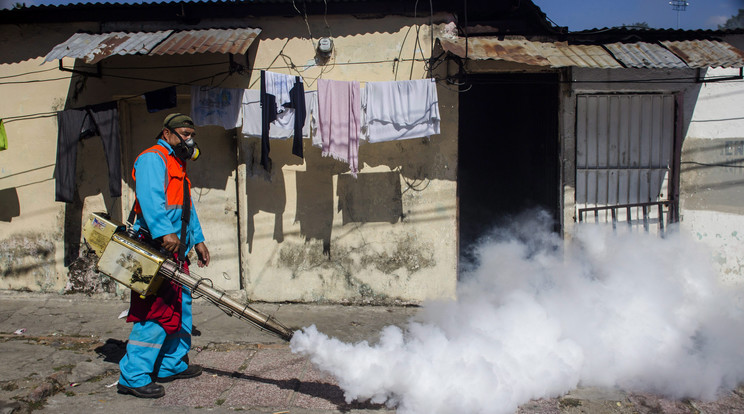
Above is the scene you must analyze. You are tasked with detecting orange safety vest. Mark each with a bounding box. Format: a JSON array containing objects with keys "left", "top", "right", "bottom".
[{"left": 132, "top": 143, "right": 192, "bottom": 216}]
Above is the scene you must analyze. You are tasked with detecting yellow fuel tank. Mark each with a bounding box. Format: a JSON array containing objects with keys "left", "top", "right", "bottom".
[{"left": 83, "top": 213, "right": 165, "bottom": 296}]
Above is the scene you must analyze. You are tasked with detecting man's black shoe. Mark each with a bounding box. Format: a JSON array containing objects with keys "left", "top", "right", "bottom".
[
  {"left": 155, "top": 364, "right": 203, "bottom": 383},
  {"left": 117, "top": 382, "right": 165, "bottom": 399}
]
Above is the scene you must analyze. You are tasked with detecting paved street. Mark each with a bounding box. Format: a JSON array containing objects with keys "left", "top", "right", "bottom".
[{"left": 1, "top": 291, "right": 744, "bottom": 413}]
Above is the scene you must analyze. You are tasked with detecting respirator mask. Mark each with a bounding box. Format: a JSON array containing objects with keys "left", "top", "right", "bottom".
[
  {"left": 170, "top": 128, "right": 201, "bottom": 162},
  {"left": 161, "top": 113, "right": 201, "bottom": 162}
]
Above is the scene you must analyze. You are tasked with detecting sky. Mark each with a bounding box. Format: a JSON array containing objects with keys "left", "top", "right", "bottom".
[
  {"left": 1, "top": 0, "right": 742, "bottom": 31},
  {"left": 534, "top": 0, "right": 743, "bottom": 31}
]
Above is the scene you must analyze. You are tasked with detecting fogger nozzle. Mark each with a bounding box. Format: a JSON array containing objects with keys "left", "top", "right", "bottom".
[{"left": 160, "top": 260, "right": 295, "bottom": 341}]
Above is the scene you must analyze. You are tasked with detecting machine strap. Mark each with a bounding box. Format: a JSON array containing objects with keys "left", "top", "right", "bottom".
[
  {"left": 126, "top": 200, "right": 137, "bottom": 226},
  {"left": 178, "top": 176, "right": 191, "bottom": 263}
]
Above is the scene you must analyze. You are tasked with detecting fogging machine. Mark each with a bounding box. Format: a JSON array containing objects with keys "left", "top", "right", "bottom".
[{"left": 82, "top": 212, "right": 294, "bottom": 341}]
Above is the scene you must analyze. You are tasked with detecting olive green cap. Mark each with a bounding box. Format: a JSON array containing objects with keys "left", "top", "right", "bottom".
[{"left": 163, "top": 113, "right": 195, "bottom": 129}]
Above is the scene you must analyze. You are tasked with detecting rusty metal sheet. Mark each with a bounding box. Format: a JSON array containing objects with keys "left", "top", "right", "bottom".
[
  {"left": 661, "top": 40, "right": 744, "bottom": 68},
  {"left": 604, "top": 42, "right": 687, "bottom": 69},
  {"left": 44, "top": 27, "right": 261, "bottom": 64},
  {"left": 44, "top": 31, "right": 173, "bottom": 64},
  {"left": 438, "top": 36, "right": 622, "bottom": 68},
  {"left": 149, "top": 28, "right": 261, "bottom": 56}
]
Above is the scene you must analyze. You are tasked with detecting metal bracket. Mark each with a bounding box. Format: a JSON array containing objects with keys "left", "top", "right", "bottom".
[
  {"left": 228, "top": 53, "right": 248, "bottom": 75},
  {"left": 696, "top": 67, "right": 743, "bottom": 83},
  {"left": 58, "top": 59, "right": 102, "bottom": 78}
]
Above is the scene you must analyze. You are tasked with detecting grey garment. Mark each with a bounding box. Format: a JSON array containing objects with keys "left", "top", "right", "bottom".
[{"left": 55, "top": 101, "right": 121, "bottom": 203}]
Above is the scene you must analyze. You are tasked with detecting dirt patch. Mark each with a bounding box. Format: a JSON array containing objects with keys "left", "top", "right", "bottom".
[{"left": 65, "top": 247, "right": 115, "bottom": 295}]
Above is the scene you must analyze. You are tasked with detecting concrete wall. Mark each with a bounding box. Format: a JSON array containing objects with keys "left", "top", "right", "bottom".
[
  {"left": 0, "top": 13, "right": 459, "bottom": 303},
  {"left": 678, "top": 66, "right": 744, "bottom": 283}
]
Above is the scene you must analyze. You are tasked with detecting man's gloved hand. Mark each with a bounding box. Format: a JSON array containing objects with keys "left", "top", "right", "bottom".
[
  {"left": 194, "top": 242, "right": 210, "bottom": 268},
  {"left": 161, "top": 233, "right": 180, "bottom": 254}
]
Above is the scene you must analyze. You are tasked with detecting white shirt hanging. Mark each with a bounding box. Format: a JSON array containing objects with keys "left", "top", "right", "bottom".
[
  {"left": 362, "top": 78, "right": 440, "bottom": 143},
  {"left": 190, "top": 86, "right": 243, "bottom": 129}
]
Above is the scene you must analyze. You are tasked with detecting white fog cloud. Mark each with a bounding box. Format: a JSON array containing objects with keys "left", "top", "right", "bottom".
[{"left": 292, "top": 212, "right": 744, "bottom": 414}]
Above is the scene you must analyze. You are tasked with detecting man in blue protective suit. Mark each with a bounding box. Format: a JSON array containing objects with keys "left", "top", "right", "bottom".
[{"left": 117, "top": 113, "right": 211, "bottom": 399}]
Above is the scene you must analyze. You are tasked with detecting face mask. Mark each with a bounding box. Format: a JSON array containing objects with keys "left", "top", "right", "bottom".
[{"left": 169, "top": 128, "right": 201, "bottom": 162}]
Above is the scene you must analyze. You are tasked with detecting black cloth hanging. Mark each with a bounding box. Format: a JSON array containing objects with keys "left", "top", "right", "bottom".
[
  {"left": 260, "top": 71, "right": 307, "bottom": 171},
  {"left": 144, "top": 86, "right": 178, "bottom": 113},
  {"left": 55, "top": 101, "right": 121, "bottom": 203},
  {"left": 290, "top": 76, "right": 306, "bottom": 159}
]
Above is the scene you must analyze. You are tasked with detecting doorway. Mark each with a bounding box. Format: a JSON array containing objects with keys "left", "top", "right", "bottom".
[{"left": 458, "top": 73, "right": 560, "bottom": 260}]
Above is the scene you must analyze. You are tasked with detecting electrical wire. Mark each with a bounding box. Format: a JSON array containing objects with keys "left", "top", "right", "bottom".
[
  {"left": 3, "top": 111, "right": 58, "bottom": 123},
  {"left": 0, "top": 75, "right": 80, "bottom": 85},
  {"left": 293, "top": 0, "right": 317, "bottom": 49},
  {"left": 681, "top": 161, "right": 744, "bottom": 169},
  {"left": 0, "top": 67, "right": 59, "bottom": 79}
]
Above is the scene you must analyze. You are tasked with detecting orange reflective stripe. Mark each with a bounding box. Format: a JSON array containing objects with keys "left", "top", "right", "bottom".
[{"left": 132, "top": 144, "right": 191, "bottom": 216}]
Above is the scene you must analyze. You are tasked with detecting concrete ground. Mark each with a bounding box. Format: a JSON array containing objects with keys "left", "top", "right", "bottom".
[{"left": 1, "top": 291, "right": 744, "bottom": 414}]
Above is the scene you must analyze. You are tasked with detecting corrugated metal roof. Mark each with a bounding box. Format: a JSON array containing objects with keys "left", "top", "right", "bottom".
[
  {"left": 44, "top": 31, "right": 173, "bottom": 64},
  {"left": 604, "top": 42, "right": 687, "bottom": 68},
  {"left": 439, "top": 36, "right": 744, "bottom": 69},
  {"left": 44, "top": 27, "right": 261, "bottom": 63},
  {"left": 438, "top": 36, "right": 623, "bottom": 68},
  {"left": 150, "top": 28, "right": 261, "bottom": 56},
  {"left": 661, "top": 40, "right": 744, "bottom": 68}
]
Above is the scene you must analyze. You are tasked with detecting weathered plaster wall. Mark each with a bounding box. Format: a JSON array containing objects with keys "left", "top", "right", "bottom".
[
  {"left": 235, "top": 15, "right": 458, "bottom": 303},
  {"left": 679, "top": 66, "right": 744, "bottom": 282},
  {"left": 0, "top": 22, "right": 98, "bottom": 292}
]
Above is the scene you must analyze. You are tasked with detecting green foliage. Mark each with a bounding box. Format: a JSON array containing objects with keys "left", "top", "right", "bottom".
[{"left": 621, "top": 22, "right": 650, "bottom": 29}]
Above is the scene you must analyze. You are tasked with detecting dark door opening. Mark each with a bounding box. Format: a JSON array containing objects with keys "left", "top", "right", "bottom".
[{"left": 458, "top": 73, "right": 560, "bottom": 261}]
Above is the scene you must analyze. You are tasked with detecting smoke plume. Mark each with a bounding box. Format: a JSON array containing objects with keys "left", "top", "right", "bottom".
[{"left": 291, "top": 211, "right": 744, "bottom": 414}]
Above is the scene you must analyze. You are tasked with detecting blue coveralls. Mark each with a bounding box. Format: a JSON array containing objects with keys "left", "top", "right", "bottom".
[{"left": 118, "top": 140, "right": 205, "bottom": 388}]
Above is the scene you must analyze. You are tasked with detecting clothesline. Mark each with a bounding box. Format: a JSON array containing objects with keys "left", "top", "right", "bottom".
[
  {"left": 9, "top": 70, "right": 440, "bottom": 200},
  {"left": 189, "top": 71, "right": 441, "bottom": 177}
]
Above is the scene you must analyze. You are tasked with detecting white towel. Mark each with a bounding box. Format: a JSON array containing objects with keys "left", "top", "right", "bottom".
[
  {"left": 363, "top": 78, "right": 440, "bottom": 143},
  {"left": 240, "top": 89, "right": 321, "bottom": 142},
  {"left": 190, "top": 86, "right": 243, "bottom": 129}
]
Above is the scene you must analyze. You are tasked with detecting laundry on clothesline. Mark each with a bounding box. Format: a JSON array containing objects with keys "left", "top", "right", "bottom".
[
  {"left": 240, "top": 89, "right": 320, "bottom": 143},
  {"left": 44, "top": 75, "right": 442, "bottom": 188},
  {"left": 55, "top": 101, "right": 121, "bottom": 203},
  {"left": 318, "top": 78, "right": 361, "bottom": 178},
  {"left": 0, "top": 119, "right": 7, "bottom": 151},
  {"left": 190, "top": 86, "right": 242, "bottom": 130},
  {"left": 362, "top": 78, "right": 440, "bottom": 143},
  {"left": 259, "top": 71, "right": 306, "bottom": 170}
]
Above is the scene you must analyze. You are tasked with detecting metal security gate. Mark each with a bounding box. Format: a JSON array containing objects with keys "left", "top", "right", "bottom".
[{"left": 576, "top": 94, "right": 677, "bottom": 233}]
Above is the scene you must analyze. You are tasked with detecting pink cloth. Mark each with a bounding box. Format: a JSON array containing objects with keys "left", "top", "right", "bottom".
[{"left": 318, "top": 79, "right": 360, "bottom": 177}]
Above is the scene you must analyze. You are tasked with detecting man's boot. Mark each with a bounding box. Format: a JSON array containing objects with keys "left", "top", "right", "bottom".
[{"left": 117, "top": 382, "right": 165, "bottom": 398}]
